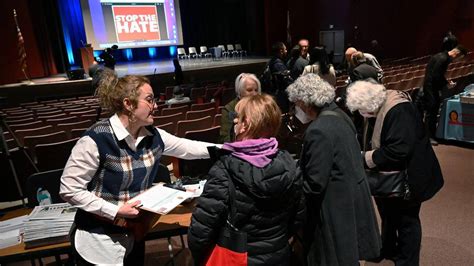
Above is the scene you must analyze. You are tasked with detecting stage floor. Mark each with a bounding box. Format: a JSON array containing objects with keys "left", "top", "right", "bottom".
[{"left": 0, "top": 57, "right": 269, "bottom": 88}]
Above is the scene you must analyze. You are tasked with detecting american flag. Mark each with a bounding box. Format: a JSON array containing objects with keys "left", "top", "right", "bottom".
[{"left": 13, "top": 9, "right": 27, "bottom": 72}]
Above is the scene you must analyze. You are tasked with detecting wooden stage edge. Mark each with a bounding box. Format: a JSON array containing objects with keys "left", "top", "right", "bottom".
[{"left": 0, "top": 57, "right": 269, "bottom": 107}]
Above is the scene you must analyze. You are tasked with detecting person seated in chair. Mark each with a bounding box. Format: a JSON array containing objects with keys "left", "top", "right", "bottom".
[
  {"left": 165, "top": 86, "right": 191, "bottom": 106},
  {"left": 219, "top": 73, "right": 261, "bottom": 143}
]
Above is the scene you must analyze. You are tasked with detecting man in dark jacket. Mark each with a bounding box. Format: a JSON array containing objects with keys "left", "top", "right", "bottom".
[
  {"left": 99, "top": 45, "right": 118, "bottom": 70},
  {"left": 422, "top": 45, "right": 467, "bottom": 144},
  {"left": 286, "top": 74, "right": 381, "bottom": 265},
  {"left": 267, "top": 42, "right": 292, "bottom": 113}
]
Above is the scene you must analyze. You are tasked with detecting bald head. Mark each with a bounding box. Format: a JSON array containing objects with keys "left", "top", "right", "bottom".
[{"left": 298, "top": 39, "right": 309, "bottom": 58}]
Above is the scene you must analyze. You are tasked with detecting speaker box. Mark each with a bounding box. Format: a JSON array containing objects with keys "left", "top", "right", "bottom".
[{"left": 67, "top": 68, "right": 85, "bottom": 80}]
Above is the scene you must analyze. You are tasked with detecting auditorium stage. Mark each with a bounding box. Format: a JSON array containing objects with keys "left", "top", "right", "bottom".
[{"left": 0, "top": 57, "right": 269, "bottom": 107}]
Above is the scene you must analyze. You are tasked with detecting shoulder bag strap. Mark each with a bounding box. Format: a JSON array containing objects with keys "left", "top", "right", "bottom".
[{"left": 319, "top": 110, "right": 357, "bottom": 134}]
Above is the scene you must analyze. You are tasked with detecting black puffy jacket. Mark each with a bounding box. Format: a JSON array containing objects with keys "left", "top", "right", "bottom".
[{"left": 188, "top": 149, "right": 304, "bottom": 265}]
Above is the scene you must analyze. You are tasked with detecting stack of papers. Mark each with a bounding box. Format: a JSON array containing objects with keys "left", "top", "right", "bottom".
[
  {"left": 183, "top": 180, "right": 207, "bottom": 198},
  {"left": 0, "top": 215, "right": 27, "bottom": 249},
  {"left": 23, "top": 203, "right": 77, "bottom": 248}
]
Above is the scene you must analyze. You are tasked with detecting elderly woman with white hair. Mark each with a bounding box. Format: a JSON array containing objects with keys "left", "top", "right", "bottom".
[
  {"left": 345, "top": 80, "right": 444, "bottom": 265},
  {"left": 219, "top": 73, "right": 261, "bottom": 143},
  {"left": 286, "top": 74, "right": 381, "bottom": 265}
]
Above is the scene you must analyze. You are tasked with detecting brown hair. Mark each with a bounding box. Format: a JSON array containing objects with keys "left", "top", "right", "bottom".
[
  {"left": 96, "top": 69, "right": 150, "bottom": 114},
  {"left": 235, "top": 94, "right": 282, "bottom": 139}
]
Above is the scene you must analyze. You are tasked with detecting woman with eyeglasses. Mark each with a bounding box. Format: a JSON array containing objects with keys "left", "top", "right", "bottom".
[{"left": 60, "top": 69, "right": 219, "bottom": 265}]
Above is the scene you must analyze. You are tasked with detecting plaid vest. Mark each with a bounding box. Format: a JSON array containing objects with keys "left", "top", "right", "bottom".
[{"left": 84, "top": 120, "right": 164, "bottom": 205}]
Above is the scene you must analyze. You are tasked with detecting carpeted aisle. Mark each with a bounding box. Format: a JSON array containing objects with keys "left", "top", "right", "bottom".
[
  {"left": 417, "top": 144, "right": 474, "bottom": 265},
  {"left": 365, "top": 143, "right": 474, "bottom": 266}
]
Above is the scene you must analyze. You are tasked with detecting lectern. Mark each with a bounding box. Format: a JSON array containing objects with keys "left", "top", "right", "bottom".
[{"left": 80, "top": 46, "right": 94, "bottom": 73}]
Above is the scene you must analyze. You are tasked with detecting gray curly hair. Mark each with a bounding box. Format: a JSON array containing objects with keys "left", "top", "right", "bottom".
[
  {"left": 346, "top": 80, "right": 387, "bottom": 112},
  {"left": 286, "top": 73, "right": 335, "bottom": 107}
]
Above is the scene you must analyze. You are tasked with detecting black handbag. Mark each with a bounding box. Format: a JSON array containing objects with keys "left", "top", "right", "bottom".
[
  {"left": 206, "top": 173, "right": 248, "bottom": 266},
  {"left": 366, "top": 169, "right": 411, "bottom": 200}
]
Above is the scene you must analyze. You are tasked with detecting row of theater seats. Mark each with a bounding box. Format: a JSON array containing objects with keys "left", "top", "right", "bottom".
[
  {"left": 153, "top": 102, "right": 222, "bottom": 137},
  {"left": 151, "top": 101, "right": 225, "bottom": 178},
  {"left": 383, "top": 62, "right": 473, "bottom": 92},
  {"left": 160, "top": 84, "right": 235, "bottom": 106},
  {"left": 0, "top": 81, "right": 235, "bottom": 202},
  {"left": 0, "top": 96, "right": 111, "bottom": 172},
  {"left": 333, "top": 54, "right": 474, "bottom": 93}
]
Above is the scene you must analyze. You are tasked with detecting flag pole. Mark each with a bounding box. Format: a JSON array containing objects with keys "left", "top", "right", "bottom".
[{"left": 13, "top": 9, "right": 33, "bottom": 84}]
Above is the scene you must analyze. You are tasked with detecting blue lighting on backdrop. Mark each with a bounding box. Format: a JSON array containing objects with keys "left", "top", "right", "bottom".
[
  {"left": 57, "top": 0, "right": 86, "bottom": 67},
  {"left": 148, "top": 47, "right": 157, "bottom": 58},
  {"left": 123, "top": 49, "right": 133, "bottom": 61},
  {"left": 169, "top": 46, "right": 177, "bottom": 57},
  {"left": 57, "top": 1, "right": 176, "bottom": 67}
]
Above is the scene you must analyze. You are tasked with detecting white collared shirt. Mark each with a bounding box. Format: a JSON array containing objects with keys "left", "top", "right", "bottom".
[{"left": 60, "top": 114, "right": 218, "bottom": 264}]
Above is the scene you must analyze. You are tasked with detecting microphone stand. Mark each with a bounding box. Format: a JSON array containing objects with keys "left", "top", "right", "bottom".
[{"left": 0, "top": 115, "right": 39, "bottom": 207}]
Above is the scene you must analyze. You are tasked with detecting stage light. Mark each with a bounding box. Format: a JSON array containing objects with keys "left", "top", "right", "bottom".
[
  {"left": 64, "top": 34, "right": 75, "bottom": 65},
  {"left": 148, "top": 47, "right": 157, "bottom": 58},
  {"left": 169, "top": 46, "right": 177, "bottom": 57},
  {"left": 124, "top": 49, "right": 133, "bottom": 61}
]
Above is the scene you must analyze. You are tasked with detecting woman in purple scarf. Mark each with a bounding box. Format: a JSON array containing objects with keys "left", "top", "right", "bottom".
[{"left": 188, "top": 94, "right": 305, "bottom": 265}]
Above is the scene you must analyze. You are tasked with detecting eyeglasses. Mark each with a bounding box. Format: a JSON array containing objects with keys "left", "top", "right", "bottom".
[{"left": 140, "top": 97, "right": 157, "bottom": 106}]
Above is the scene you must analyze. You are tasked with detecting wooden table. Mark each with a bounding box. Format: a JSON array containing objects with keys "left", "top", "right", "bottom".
[{"left": 0, "top": 203, "right": 194, "bottom": 264}]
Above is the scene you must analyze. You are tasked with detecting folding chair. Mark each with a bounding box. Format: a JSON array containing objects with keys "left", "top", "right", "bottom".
[{"left": 199, "top": 46, "right": 212, "bottom": 59}]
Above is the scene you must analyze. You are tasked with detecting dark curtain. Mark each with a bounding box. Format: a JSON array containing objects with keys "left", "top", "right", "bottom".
[
  {"left": 29, "top": 0, "right": 67, "bottom": 75},
  {"left": 178, "top": 0, "right": 265, "bottom": 55}
]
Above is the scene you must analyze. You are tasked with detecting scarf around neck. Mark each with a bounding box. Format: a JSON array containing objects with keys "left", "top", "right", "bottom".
[
  {"left": 222, "top": 138, "right": 279, "bottom": 168},
  {"left": 371, "top": 90, "right": 411, "bottom": 149}
]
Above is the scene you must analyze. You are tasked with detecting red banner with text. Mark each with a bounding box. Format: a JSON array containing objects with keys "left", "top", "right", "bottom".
[{"left": 112, "top": 6, "right": 160, "bottom": 42}]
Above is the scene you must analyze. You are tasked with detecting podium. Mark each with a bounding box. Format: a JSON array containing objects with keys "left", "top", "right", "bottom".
[{"left": 80, "top": 46, "right": 94, "bottom": 73}]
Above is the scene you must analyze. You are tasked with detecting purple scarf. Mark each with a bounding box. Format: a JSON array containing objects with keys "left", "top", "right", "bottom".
[{"left": 222, "top": 138, "right": 279, "bottom": 168}]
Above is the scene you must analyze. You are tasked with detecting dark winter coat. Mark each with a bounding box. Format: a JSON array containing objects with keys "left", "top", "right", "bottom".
[
  {"left": 188, "top": 149, "right": 304, "bottom": 265},
  {"left": 423, "top": 51, "right": 451, "bottom": 94},
  {"left": 350, "top": 63, "right": 379, "bottom": 82},
  {"left": 301, "top": 103, "right": 381, "bottom": 266},
  {"left": 369, "top": 101, "right": 444, "bottom": 203}
]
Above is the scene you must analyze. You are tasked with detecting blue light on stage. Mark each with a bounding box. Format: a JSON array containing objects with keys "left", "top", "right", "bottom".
[
  {"left": 148, "top": 47, "right": 157, "bottom": 58},
  {"left": 57, "top": 0, "right": 87, "bottom": 67},
  {"left": 169, "top": 46, "right": 177, "bottom": 57},
  {"left": 63, "top": 32, "right": 75, "bottom": 65},
  {"left": 123, "top": 49, "right": 133, "bottom": 61}
]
